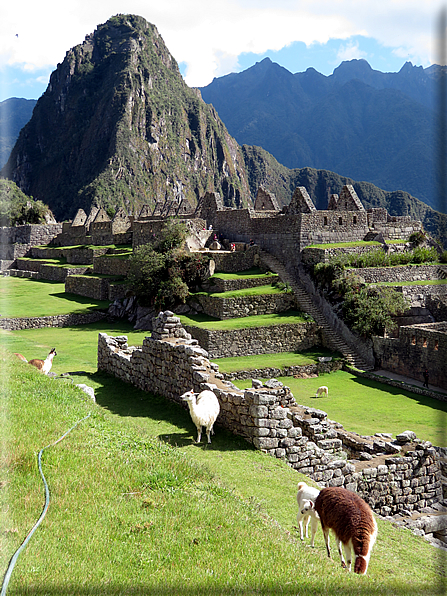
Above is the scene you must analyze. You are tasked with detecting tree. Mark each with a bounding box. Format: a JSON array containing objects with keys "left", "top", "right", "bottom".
[
  {"left": 342, "top": 286, "right": 409, "bottom": 338},
  {"left": 126, "top": 219, "right": 211, "bottom": 309}
]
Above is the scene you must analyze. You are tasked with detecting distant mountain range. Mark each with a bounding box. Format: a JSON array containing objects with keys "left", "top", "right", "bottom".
[
  {"left": 200, "top": 58, "right": 446, "bottom": 213},
  {"left": 0, "top": 98, "right": 37, "bottom": 169}
]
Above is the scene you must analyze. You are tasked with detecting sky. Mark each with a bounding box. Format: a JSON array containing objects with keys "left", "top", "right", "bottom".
[{"left": 0, "top": 0, "right": 447, "bottom": 102}]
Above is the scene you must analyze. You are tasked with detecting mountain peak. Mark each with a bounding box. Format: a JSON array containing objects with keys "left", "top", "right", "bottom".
[{"left": 2, "top": 14, "right": 251, "bottom": 219}]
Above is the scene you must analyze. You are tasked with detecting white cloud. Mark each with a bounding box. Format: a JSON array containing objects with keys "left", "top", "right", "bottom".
[
  {"left": 0, "top": 0, "right": 446, "bottom": 88},
  {"left": 336, "top": 40, "right": 368, "bottom": 63}
]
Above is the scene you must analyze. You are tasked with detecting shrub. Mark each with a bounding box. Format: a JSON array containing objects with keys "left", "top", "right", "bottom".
[
  {"left": 342, "top": 286, "right": 409, "bottom": 338},
  {"left": 126, "top": 221, "right": 211, "bottom": 309},
  {"left": 409, "top": 246, "right": 438, "bottom": 264}
]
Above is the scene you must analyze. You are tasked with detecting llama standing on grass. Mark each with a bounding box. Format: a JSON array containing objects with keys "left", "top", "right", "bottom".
[
  {"left": 27, "top": 348, "right": 57, "bottom": 375},
  {"left": 181, "top": 389, "right": 220, "bottom": 444},
  {"left": 314, "top": 486, "right": 377, "bottom": 575},
  {"left": 296, "top": 481, "right": 320, "bottom": 546},
  {"left": 315, "top": 386, "right": 328, "bottom": 398}
]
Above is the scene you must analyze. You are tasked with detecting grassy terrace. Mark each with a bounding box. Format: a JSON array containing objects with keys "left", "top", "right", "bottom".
[
  {"left": 192, "top": 283, "right": 283, "bottom": 299},
  {"left": 0, "top": 277, "right": 109, "bottom": 317},
  {"left": 33, "top": 243, "right": 133, "bottom": 251},
  {"left": 180, "top": 310, "right": 311, "bottom": 330},
  {"left": 209, "top": 267, "right": 278, "bottom": 280}
]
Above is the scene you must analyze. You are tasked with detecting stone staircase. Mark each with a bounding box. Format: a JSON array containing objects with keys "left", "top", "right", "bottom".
[{"left": 259, "top": 250, "right": 374, "bottom": 371}]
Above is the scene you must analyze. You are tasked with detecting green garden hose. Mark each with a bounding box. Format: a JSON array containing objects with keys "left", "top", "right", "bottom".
[{"left": 1, "top": 413, "right": 91, "bottom": 596}]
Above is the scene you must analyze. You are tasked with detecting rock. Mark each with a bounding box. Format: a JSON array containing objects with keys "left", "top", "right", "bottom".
[
  {"left": 76, "top": 384, "right": 96, "bottom": 402},
  {"left": 396, "top": 430, "right": 417, "bottom": 443},
  {"left": 264, "top": 379, "right": 283, "bottom": 388},
  {"left": 252, "top": 379, "right": 263, "bottom": 389}
]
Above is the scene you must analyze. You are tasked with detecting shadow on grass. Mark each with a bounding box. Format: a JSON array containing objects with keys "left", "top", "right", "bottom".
[
  {"left": 349, "top": 374, "right": 447, "bottom": 412},
  {"left": 88, "top": 371, "right": 253, "bottom": 454}
]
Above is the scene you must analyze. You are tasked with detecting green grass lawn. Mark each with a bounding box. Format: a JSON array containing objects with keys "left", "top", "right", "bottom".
[
  {"left": 1, "top": 351, "right": 443, "bottom": 595},
  {"left": 210, "top": 267, "right": 278, "bottom": 280},
  {"left": 192, "top": 283, "right": 283, "bottom": 299},
  {"left": 0, "top": 277, "right": 109, "bottom": 317},
  {"left": 180, "top": 310, "right": 312, "bottom": 330}
]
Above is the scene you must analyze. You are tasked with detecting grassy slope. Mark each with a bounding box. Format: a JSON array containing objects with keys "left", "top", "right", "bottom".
[
  {"left": 179, "top": 311, "right": 310, "bottom": 330},
  {"left": 0, "top": 277, "right": 109, "bottom": 317},
  {"left": 1, "top": 353, "right": 443, "bottom": 595}
]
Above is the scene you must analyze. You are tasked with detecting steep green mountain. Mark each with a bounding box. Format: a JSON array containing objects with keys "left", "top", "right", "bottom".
[
  {"left": 200, "top": 58, "right": 445, "bottom": 213},
  {"left": 1, "top": 15, "right": 251, "bottom": 220},
  {"left": 0, "top": 179, "right": 54, "bottom": 225},
  {"left": 0, "top": 98, "right": 37, "bottom": 168}
]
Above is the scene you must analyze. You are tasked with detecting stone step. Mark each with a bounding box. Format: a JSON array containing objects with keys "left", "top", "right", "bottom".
[{"left": 259, "top": 250, "right": 374, "bottom": 371}]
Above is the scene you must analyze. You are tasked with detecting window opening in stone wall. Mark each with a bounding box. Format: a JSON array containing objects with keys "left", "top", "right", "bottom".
[
  {"left": 324, "top": 216, "right": 328, "bottom": 226},
  {"left": 353, "top": 216, "right": 357, "bottom": 224},
  {"left": 435, "top": 340, "right": 439, "bottom": 350},
  {"left": 411, "top": 336, "right": 416, "bottom": 345},
  {"left": 339, "top": 217, "right": 343, "bottom": 225},
  {"left": 423, "top": 338, "right": 427, "bottom": 347}
]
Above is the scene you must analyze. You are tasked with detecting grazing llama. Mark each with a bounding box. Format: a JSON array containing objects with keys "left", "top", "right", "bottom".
[
  {"left": 296, "top": 481, "right": 320, "bottom": 546},
  {"left": 27, "top": 348, "right": 57, "bottom": 375},
  {"left": 314, "top": 486, "right": 377, "bottom": 575},
  {"left": 181, "top": 389, "right": 220, "bottom": 444},
  {"left": 315, "top": 385, "right": 328, "bottom": 398}
]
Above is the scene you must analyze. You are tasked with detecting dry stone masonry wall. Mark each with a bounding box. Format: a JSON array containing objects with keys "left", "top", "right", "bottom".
[
  {"left": 97, "top": 315, "right": 442, "bottom": 518},
  {"left": 184, "top": 321, "right": 323, "bottom": 358}
]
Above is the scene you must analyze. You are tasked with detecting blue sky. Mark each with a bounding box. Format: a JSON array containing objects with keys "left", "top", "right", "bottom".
[{"left": 0, "top": 1, "right": 445, "bottom": 102}]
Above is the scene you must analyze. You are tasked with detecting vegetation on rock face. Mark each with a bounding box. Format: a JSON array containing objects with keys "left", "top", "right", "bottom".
[
  {"left": 1, "top": 14, "right": 251, "bottom": 220},
  {"left": 0, "top": 179, "right": 53, "bottom": 226},
  {"left": 309, "top": 247, "right": 428, "bottom": 337},
  {"left": 126, "top": 219, "right": 211, "bottom": 308}
]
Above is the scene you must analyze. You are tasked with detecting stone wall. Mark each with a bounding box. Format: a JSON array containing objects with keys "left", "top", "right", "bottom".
[
  {"left": 97, "top": 324, "right": 443, "bottom": 516},
  {"left": 301, "top": 243, "right": 408, "bottom": 267},
  {"left": 221, "top": 360, "right": 343, "bottom": 381},
  {"left": 205, "top": 273, "right": 278, "bottom": 292},
  {"left": 209, "top": 245, "right": 260, "bottom": 273},
  {"left": 348, "top": 265, "right": 447, "bottom": 284},
  {"left": 0, "top": 311, "right": 107, "bottom": 330},
  {"left": 190, "top": 292, "right": 296, "bottom": 320},
  {"left": 93, "top": 256, "right": 131, "bottom": 276},
  {"left": 0, "top": 223, "right": 62, "bottom": 246},
  {"left": 395, "top": 284, "right": 447, "bottom": 306},
  {"left": 65, "top": 275, "right": 110, "bottom": 301},
  {"left": 184, "top": 321, "right": 322, "bottom": 358},
  {"left": 373, "top": 322, "right": 447, "bottom": 390},
  {"left": 15, "top": 259, "right": 90, "bottom": 281}
]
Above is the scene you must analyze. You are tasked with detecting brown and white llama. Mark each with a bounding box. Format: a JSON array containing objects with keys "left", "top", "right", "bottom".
[
  {"left": 314, "top": 486, "right": 377, "bottom": 575},
  {"left": 25, "top": 348, "right": 57, "bottom": 375}
]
